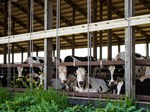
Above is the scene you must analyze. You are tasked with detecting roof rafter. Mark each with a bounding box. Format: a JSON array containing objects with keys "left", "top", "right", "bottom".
[
  {"left": 12, "top": 2, "right": 44, "bottom": 25},
  {"left": 65, "top": 0, "right": 120, "bottom": 42},
  {"left": 35, "top": 0, "right": 73, "bottom": 26},
  {"left": 35, "top": 0, "right": 74, "bottom": 45},
  {"left": 139, "top": 0, "right": 150, "bottom": 10},
  {"left": 106, "top": 2, "right": 150, "bottom": 39},
  {"left": 0, "top": 21, "right": 25, "bottom": 51},
  {"left": 0, "top": 7, "right": 27, "bottom": 30},
  {"left": 64, "top": 0, "right": 87, "bottom": 18},
  {"left": 0, "top": 19, "right": 39, "bottom": 51},
  {"left": 14, "top": 43, "right": 24, "bottom": 51}
]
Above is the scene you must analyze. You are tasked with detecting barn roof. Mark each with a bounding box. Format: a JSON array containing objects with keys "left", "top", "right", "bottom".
[{"left": 0, "top": 0, "right": 149, "bottom": 54}]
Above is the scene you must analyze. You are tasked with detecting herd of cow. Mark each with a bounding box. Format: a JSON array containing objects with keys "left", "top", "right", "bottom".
[{"left": 0, "top": 52, "right": 150, "bottom": 95}]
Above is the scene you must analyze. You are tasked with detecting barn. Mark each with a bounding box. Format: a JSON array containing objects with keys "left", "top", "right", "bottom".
[{"left": 0, "top": 0, "right": 150, "bottom": 107}]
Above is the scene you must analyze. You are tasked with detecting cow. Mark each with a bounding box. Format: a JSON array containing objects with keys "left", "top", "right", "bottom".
[
  {"left": 58, "top": 66, "right": 77, "bottom": 91},
  {"left": 17, "top": 56, "right": 62, "bottom": 87},
  {"left": 108, "top": 52, "right": 150, "bottom": 95},
  {"left": 116, "top": 78, "right": 150, "bottom": 95},
  {"left": 59, "top": 55, "right": 97, "bottom": 84},
  {"left": 59, "top": 66, "right": 111, "bottom": 93},
  {"left": 75, "top": 67, "right": 110, "bottom": 93},
  {"left": 17, "top": 56, "right": 45, "bottom": 86}
]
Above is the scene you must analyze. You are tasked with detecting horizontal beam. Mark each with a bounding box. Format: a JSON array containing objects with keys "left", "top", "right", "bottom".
[
  {"left": 1, "top": 59, "right": 150, "bottom": 67},
  {"left": 0, "top": 14, "right": 149, "bottom": 44}
]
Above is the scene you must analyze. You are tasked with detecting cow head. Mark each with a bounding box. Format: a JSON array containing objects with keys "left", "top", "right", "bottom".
[
  {"left": 76, "top": 67, "right": 86, "bottom": 88},
  {"left": 58, "top": 66, "right": 67, "bottom": 84},
  {"left": 108, "top": 65, "right": 124, "bottom": 86}
]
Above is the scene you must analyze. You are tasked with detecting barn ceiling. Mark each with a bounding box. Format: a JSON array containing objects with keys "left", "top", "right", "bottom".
[{"left": 0, "top": 0, "right": 150, "bottom": 54}]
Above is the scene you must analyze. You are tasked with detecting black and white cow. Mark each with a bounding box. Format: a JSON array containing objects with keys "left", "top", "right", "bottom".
[
  {"left": 64, "top": 55, "right": 97, "bottom": 74},
  {"left": 74, "top": 67, "right": 110, "bottom": 93},
  {"left": 59, "top": 55, "right": 97, "bottom": 84},
  {"left": 108, "top": 52, "right": 150, "bottom": 95},
  {"left": 17, "top": 56, "right": 45, "bottom": 86},
  {"left": 17, "top": 56, "right": 62, "bottom": 86},
  {"left": 59, "top": 66, "right": 111, "bottom": 92},
  {"left": 58, "top": 55, "right": 101, "bottom": 91},
  {"left": 115, "top": 78, "right": 150, "bottom": 95}
]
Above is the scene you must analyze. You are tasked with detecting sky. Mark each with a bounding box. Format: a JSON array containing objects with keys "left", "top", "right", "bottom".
[{"left": 0, "top": 43, "right": 148, "bottom": 63}]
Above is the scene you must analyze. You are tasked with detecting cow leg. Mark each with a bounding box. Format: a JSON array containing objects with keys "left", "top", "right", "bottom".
[
  {"left": 39, "top": 73, "right": 45, "bottom": 87},
  {"left": 117, "top": 81, "right": 124, "bottom": 95},
  {"left": 17, "top": 67, "right": 24, "bottom": 80}
]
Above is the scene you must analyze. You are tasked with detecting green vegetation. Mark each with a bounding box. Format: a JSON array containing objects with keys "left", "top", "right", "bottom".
[
  {"left": 0, "top": 87, "right": 149, "bottom": 112},
  {"left": 0, "top": 87, "right": 12, "bottom": 104},
  {"left": 96, "top": 97, "right": 147, "bottom": 112}
]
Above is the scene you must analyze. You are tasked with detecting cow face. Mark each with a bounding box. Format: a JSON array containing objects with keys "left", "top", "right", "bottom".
[
  {"left": 76, "top": 67, "right": 86, "bottom": 88},
  {"left": 108, "top": 65, "right": 124, "bottom": 86},
  {"left": 58, "top": 66, "right": 67, "bottom": 84}
]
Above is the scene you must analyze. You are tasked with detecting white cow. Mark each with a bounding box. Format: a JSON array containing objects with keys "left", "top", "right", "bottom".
[
  {"left": 59, "top": 66, "right": 110, "bottom": 93},
  {"left": 75, "top": 67, "right": 110, "bottom": 93}
]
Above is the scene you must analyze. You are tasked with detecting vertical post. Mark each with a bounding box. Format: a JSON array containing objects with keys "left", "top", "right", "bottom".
[
  {"left": 27, "top": 0, "right": 31, "bottom": 57},
  {"left": 21, "top": 49, "right": 24, "bottom": 63},
  {"left": 99, "top": 0, "right": 103, "bottom": 60},
  {"left": 55, "top": 0, "right": 61, "bottom": 90},
  {"left": 125, "top": 0, "right": 135, "bottom": 99},
  {"left": 3, "top": 45, "right": 7, "bottom": 64},
  {"left": 7, "top": 0, "right": 12, "bottom": 87},
  {"left": 4, "top": 0, "right": 7, "bottom": 36},
  {"left": 72, "top": 7, "right": 75, "bottom": 56},
  {"left": 4, "top": 0, "right": 7, "bottom": 64},
  {"left": 12, "top": 21, "right": 15, "bottom": 64},
  {"left": 93, "top": 0, "right": 97, "bottom": 58},
  {"left": 118, "top": 40, "right": 121, "bottom": 53},
  {"left": 146, "top": 40, "right": 149, "bottom": 59},
  {"left": 36, "top": 49, "right": 38, "bottom": 56},
  {"left": 107, "top": 0, "right": 112, "bottom": 60},
  {"left": 12, "top": 44, "right": 14, "bottom": 64},
  {"left": 44, "top": 0, "right": 53, "bottom": 90}
]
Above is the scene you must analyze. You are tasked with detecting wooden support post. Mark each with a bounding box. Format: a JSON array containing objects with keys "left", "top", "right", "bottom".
[
  {"left": 93, "top": 0, "right": 97, "bottom": 58},
  {"left": 21, "top": 50, "right": 24, "bottom": 63},
  {"left": 12, "top": 44, "right": 14, "bottom": 64},
  {"left": 107, "top": 0, "right": 112, "bottom": 60},
  {"left": 3, "top": 45, "right": 7, "bottom": 64},
  {"left": 12, "top": 21, "right": 15, "bottom": 64},
  {"left": 118, "top": 40, "right": 121, "bottom": 53},
  {"left": 72, "top": 7, "right": 75, "bottom": 56},
  {"left": 146, "top": 39, "right": 149, "bottom": 59},
  {"left": 27, "top": 0, "right": 32, "bottom": 57},
  {"left": 3, "top": 1, "right": 7, "bottom": 64},
  {"left": 44, "top": 0, "right": 53, "bottom": 90},
  {"left": 99, "top": 0, "right": 103, "bottom": 60},
  {"left": 4, "top": 0, "right": 7, "bottom": 36},
  {"left": 125, "top": 0, "right": 135, "bottom": 99},
  {"left": 36, "top": 49, "right": 38, "bottom": 56}
]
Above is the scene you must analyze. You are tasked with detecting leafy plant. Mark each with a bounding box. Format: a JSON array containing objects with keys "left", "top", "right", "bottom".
[
  {"left": 0, "top": 88, "right": 149, "bottom": 112},
  {"left": 96, "top": 97, "right": 147, "bottom": 112},
  {"left": 0, "top": 88, "right": 69, "bottom": 112},
  {"left": 0, "top": 87, "right": 11, "bottom": 103}
]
